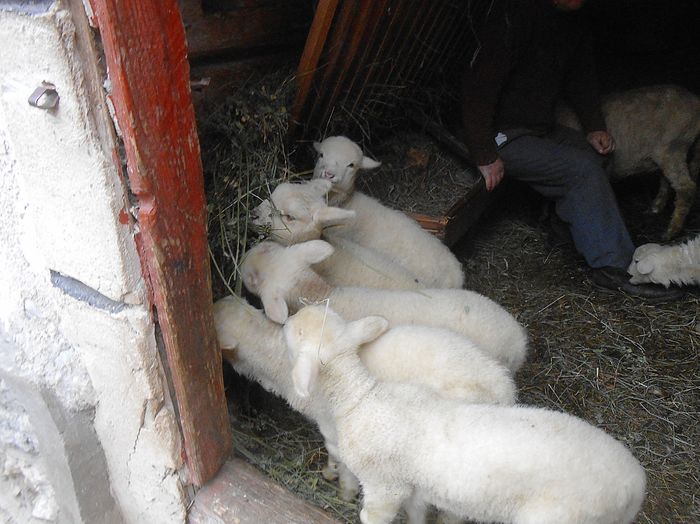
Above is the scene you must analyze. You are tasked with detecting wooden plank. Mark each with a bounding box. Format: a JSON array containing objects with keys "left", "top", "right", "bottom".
[
  {"left": 340, "top": 0, "right": 390, "bottom": 107},
  {"left": 290, "top": 0, "right": 340, "bottom": 135},
  {"left": 408, "top": 177, "right": 498, "bottom": 247},
  {"left": 409, "top": 212, "right": 448, "bottom": 239},
  {"left": 441, "top": 179, "right": 491, "bottom": 246},
  {"left": 305, "top": 0, "right": 358, "bottom": 130},
  {"left": 89, "top": 0, "right": 232, "bottom": 486},
  {"left": 182, "top": 2, "right": 313, "bottom": 61},
  {"left": 188, "top": 458, "right": 342, "bottom": 524}
]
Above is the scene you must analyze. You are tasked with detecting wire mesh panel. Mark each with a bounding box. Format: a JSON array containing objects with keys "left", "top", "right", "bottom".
[{"left": 291, "top": 0, "right": 491, "bottom": 139}]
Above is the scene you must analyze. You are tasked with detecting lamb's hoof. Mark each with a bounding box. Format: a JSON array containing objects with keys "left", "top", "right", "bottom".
[
  {"left": 339, "top": 485, "right": 359, "bottom": 501},
  {"left": 339, "top": 476, "right": 360, "bottom": 501},
  {"left": 435, "top": 511, "right": 464, "bottom": 524},
  {"left": 321, "top": 464, "right": 338, "bottom": 481}
]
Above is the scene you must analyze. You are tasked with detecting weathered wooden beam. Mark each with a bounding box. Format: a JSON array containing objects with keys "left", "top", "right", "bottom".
[
  {"left": 180, "top": 0, "right": 312, "bottom": 61},
  {"left": 290, "top": 0, "right": 340, "bottom": 136},
  {"left": 89, "top": 0, "right": 232, "bottom": 486},
  {"left": 188, "top": 458, "right": 342, "bottom": 524}
]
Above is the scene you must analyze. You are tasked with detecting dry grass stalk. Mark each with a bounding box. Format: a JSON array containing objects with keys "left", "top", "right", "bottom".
[{"left": 200, "top": 66, "right": 698, "bottom": 524}]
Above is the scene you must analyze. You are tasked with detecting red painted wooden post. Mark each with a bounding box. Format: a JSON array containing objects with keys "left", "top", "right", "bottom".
[{"left": 89, "top": 0, "right": 232, "bottom": 486}]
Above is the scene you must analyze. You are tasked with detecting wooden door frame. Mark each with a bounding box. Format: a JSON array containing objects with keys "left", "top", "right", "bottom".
[{"left": 88, "top": 0, "right": 232, "bottom": 487}]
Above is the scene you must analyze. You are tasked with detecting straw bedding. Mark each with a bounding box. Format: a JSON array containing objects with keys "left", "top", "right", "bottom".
[{"left": 198, "top": 69, "right": 700, "bottom": 523}]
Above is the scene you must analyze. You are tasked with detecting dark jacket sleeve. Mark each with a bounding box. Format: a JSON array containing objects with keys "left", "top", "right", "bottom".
[
  {"left": 460, "top": 9, "right": 515, "bottom": 165},
  {"left": 563, "top": 30, "right": 607, "bottom": 133}
]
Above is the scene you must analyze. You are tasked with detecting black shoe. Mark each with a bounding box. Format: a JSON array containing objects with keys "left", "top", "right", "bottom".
[
  {"left": 540, "top": 204, "right": 573, "bottom": 248},
  {"left": 547, "top": 213, "right": 574, "bottom": 248},
  {"left": 590, "top": 266, "right": 685, "bottom": 301}
]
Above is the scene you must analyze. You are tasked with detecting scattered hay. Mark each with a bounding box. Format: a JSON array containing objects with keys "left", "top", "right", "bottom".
[
  {"left": 359, "top": 131, "right": 479, "bottom": 215},
  {"left": 221, "top": 177, "right": 699, "bottom": 524},
  {"left": 199, "top": 69, "right": 699, "bottom": 524},
  {"left": 458, "top": 179, "right": 700, "bottom": 524},
  {"left": 197, "top": 66, "right": 302, "bottom": 300},
  {"left": 198, "top": 67, "right": 477, "bottom": 299}
]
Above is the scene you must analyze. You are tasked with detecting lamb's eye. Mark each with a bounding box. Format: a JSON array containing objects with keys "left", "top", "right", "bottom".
[
  {"left": 319, "top": 153, "right": 324, "bottom": 158},
  {"left": 282, "top": 214, "right": 295, "bottom": 222},
  {"left": 347, "top": 162, "right": 355, "bottom": 168}
]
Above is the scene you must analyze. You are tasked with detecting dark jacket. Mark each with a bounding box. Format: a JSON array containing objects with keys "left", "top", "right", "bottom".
[{"left": 461, "top": 0, "right": 606, "bottom": 165}]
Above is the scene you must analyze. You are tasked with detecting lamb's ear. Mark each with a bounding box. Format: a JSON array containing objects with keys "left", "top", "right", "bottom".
[
  {"left": 346, "top": 316, "right": 389, "bottom": 346},
  {"left": 217, "top": 333, "right": 238, "bottom": 350},
  {"left": 292, "top": 353, "right": 319, "bottom": 399},
  {"left": 313, "top": 141, "right": 323, "bottom": 154},
  {"left": 361, "top": 156, "right": 381, "bottom": 170},
  {"left": 260, "top": 288, "right": 289, "bottom": 324},
  {"left": 290, "top": 240, "right": 334, "bottom": 265},
  {"left": 634, "top": 258, "right": 655, "bottom": 275},
  {"left": 313, "top": 207, "right": 356, "bottom": 227}
]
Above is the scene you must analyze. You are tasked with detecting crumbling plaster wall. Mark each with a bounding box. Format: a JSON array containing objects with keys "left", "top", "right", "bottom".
[{"left": 0, "top": 2, "right": 188, "bottom": 522}]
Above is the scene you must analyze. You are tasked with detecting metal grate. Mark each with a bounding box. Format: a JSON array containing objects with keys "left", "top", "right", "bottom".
[{"left": 291, "top": 0, "right": 492, "bottom": 139}]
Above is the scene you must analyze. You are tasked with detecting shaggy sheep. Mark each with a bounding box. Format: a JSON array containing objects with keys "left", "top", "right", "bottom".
[
  {"left": 312, "top": 136, "right": 465, "bottom": 288},
  {"left": 556, "top": 84, "right": 700, "bottom": 239},
  {"left": 240, "top": 239, "right": 528, "bottom": 374},
  {"left": 251, "top": 179, "right": 425, "bottom": 289},
  {"left": 213, "top": 296, "right": 516, "bottom": 504},
  {"left": 627, "top": 234, "right": 700, "bottom": 287},
  {"left": 284, "top": 304, "right": 647, "bottom": 524}
]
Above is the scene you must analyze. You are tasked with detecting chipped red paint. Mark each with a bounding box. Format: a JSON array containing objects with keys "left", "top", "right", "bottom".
[
  {"left": 91, "top": 0, "right": 232, "bottom": 486},
  {"left": 118, "top": 208, "right": 129, "bottom": 224}
]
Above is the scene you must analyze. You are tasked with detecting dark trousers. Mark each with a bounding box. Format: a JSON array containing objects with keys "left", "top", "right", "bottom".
[{"left": 498, "top": 126, "right": 635, "bottom": 269}]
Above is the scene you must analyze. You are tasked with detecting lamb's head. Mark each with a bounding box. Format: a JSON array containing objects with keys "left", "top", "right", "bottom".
[
  {"left": 627, "top": 243, "right": 668, "bottom": 286},
  {"left": 250, "top": 179, "right": 356, "bottom": 244},
  {"left": 312, "top": 136, "right": 381, "bottom": 203},
  {"left": 284, "top": 305, "right": 389, "bottom": 398},
  {"left": 240, "top": 240, "right": 335, "bottom": 323},
  {"left": 212, "top": 295, "right": 268, "bottom": 351}
]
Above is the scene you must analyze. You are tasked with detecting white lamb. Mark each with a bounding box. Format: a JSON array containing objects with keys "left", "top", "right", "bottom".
[
  {"left": 213, "top": 296, "right": 516, "bottom": 504},
  {"left": 627, "top": 234, "right": 700, "bottom": 287},
  {"left": 251, "top": 178, "right": 425, "bottom": 290},
  {"left": 240, "top": 239, "right": 528, "bottom": 374},
  {"left": 312, "top": 136, "right": 465, "bottom": 288},
  {"left": 312, "top": 135, "right": 382, "bottom": 205},
  {"left": 556, "top": 84, "right": 700, "bottom": 239},
  {"left": 284, "top": 304, "right": 647, "bottom": 524}
]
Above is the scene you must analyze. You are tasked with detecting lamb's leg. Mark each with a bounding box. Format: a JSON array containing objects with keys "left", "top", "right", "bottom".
[
  {"left": 337, "top": 462, "right": 360, "bottom": 501},
  {"left": 402, "top": 491, "right": 428, "bottom": 524},
  {"left": 651, "top": 176, "right": 671, "bottom": 214},
  {"left": 359, "top": 481, "right": 410, "bottom": 524},
  {"left": 435, "top": 509, "right": 465, "bottom": 524},
  {"left": 657, "top": 149, "right": 697, "bottom": 240},
  {"left": 321, "top": 440, "right": 360, "bottom": 500},
  {"left": 318, "top": 422, "right": 341, "bottom": 481},
  {"left": 321, "top": 452, "right": 339, "bottom": 481}
]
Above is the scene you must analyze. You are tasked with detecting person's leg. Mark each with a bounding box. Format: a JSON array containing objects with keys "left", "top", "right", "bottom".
[{"left": 498, "top": 128, "right": 635, "bottom": 269}]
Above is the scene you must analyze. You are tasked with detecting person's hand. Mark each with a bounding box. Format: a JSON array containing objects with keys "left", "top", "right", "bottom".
[
  {"left": 478, "top": 158, "right": 505, "bottom": 191},
  {"left": 587, "top": 130, "right": 616, "bottom": 155}
]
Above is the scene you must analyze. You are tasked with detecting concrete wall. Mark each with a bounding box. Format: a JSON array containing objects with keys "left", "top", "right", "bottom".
[{"left": 0, "top": 2, "right": 189, "bottom": 522}]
